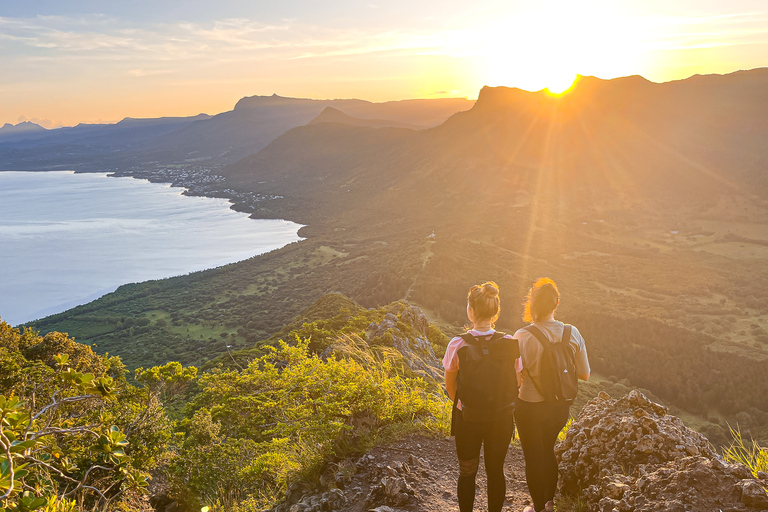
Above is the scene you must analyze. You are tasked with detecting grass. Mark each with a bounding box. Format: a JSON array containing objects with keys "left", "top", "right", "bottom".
[
  {"left": 722, "top": 425, "right": 768, "bottom": 477},
  {"left": 555, "top": 494, "right": 589, "bottom": 512}
]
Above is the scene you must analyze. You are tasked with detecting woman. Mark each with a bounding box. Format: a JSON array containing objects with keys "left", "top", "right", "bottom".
[
  {"left": 514, "top": 278, "right": 590, "bottom": 512},
  {"left": 443, "top": 281, "right": 520, "bottom": 512}
]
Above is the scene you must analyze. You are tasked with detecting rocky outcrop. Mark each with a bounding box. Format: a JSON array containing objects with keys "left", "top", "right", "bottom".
[
  {"left": 269, "top": 452, "right": 425, "bottom": 512},
  {"left": 557, "top": 390, "right": 768, "bottom": 511},
  {"left": 365, "top": 304, "right": 441, "bottom": 380}
]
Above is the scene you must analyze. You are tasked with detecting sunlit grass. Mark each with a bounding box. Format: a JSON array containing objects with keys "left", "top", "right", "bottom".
[{"left": 722, "top": 425, "right": 768, "bottom": 477}]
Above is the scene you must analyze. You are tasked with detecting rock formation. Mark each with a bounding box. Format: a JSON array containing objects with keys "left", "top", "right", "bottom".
[
  {"left": 269, "top": 453, "right": 423, "bottom": 512},
  {"left": 557, "top": 390, "right": 768, "bottom": 511},
  {"left": 364, "top": 304, "right": 442, "bottom": 380}
]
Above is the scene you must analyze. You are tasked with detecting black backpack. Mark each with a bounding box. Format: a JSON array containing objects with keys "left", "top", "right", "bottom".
[
  {"left": 524, "top": 324, "right": 578, "bottom": 404},
  {"left": 455, "top": 332, "right": 520, "bottom": 422}
]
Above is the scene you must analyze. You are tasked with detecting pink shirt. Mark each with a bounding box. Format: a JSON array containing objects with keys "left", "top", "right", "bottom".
[{"left": 442, "top": 329, "right": 523, "bottom": 373}]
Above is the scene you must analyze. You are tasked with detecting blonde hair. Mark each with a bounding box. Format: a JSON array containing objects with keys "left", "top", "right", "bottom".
[
  {"left": 467, "top": 281, "right": 501, "bottom": 326},
  {"left": 523, "top": 277, "right": 560, "bottom": 323}
]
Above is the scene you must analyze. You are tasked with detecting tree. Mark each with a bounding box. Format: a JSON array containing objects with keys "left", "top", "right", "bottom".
[{"left": 0, "top": 321, "right": 172, "bottom": 512}]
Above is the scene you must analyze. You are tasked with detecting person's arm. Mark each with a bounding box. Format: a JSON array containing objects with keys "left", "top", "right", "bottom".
[
  {"left": 445, "top": 369, "right": 459, "bottom": 402},
  {"left": 572, "top": 326, "right": 591, "bottom": 381}
]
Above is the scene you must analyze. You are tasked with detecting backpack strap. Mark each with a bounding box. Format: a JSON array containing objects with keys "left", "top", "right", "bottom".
[
  {"left": 524, "top": 325, "right": 553, "bottom": 349},
  {"left": 460, "top": 331, "right": 506, "bottom": 355},
  {"left": 561, "top": 324, "right": 572, "bottom": 344}
]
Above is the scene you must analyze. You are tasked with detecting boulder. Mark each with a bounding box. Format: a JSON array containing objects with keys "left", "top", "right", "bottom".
[{"left": 557, "top": 390, "right": 768, "bottom": 511}]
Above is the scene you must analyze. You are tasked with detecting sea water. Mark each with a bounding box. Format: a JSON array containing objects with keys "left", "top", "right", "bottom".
[{"left": 0, "top": 171, "right": 303, "bottom": 325}]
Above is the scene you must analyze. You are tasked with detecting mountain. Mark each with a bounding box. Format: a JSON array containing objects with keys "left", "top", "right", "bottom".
[
  {"left": 0, "top": 121, "right": 46, "bottom": 135},
  {"left": 144, "top": 94, "right": 472, "bottom": 164},
  {"left": 307, "top": 106, "right": 420, "bottom": 129},
  {"left": 0, "top": 113, "right": 212, "bottom": 170},
  {"left": 0, "top": 96, "right": 472, "bottom": 170},
  {"left": 0, "top": 114, "right": 211, "bottom": 147},
  {"left": 0, "top": 121, "right": 47, "bottom": 142},
  {"left": 222, "top": 68, "right": 768, "bottom": 231}
]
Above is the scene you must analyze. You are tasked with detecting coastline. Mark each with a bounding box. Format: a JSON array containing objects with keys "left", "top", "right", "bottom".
[{"left": 0, "top": 170, "right": 304, "bottom": 326}]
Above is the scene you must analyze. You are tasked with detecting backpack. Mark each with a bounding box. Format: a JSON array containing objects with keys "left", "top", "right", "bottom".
[
  {"left": 524, "top": 324, "right": 578, "bottom": 404},
  {"left": 455, "top": 332, "right": 520, "bottom": 422}
]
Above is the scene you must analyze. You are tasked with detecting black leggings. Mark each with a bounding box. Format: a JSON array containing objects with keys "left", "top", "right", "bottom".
[
  {"left": 453, "top": 409, "right": 515, "bottom": 512},
  {"left": 514, "top": 400, "right": 570, "bottom": 511}
]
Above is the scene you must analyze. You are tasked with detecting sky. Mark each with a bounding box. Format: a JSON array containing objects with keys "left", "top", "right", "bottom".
[{"left": 1, "top": 0, "right": 767, "bottom": 127}]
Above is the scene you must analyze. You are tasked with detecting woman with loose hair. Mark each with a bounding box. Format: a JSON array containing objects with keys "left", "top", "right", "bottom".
[
  {"left": 514, "top": 278, "right": 590, "bottom": 512},
  {"left": 443, "top": 281, "right": 520, "bottom": 512}
]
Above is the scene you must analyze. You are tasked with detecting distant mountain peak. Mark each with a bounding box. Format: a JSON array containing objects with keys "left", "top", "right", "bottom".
[
  {"left": 308, "top": 107, "right": 355, "bottom": 124},
  {"left": 0, "top": 121, "right": 46, "bottom": 135},
  {"left": 307, "top": 106, "right": 419, "bottom": 130}
]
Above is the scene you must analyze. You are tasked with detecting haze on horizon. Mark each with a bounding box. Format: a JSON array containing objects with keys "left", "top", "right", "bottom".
[{"left": 1, "top": 0, "right": 767, "bottom": 128}]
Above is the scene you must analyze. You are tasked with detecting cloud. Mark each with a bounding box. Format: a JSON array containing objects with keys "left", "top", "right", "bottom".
[{"left": 0, "top": 14, "right": 458, "bottom": 65}]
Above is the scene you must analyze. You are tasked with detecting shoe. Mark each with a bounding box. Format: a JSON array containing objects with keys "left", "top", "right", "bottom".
[{"left": 545, "top": 501, "right": 555, "bottom": 512}]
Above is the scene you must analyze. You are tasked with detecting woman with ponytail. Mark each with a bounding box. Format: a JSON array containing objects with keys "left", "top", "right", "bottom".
[
  {"left": 443, "top": 281, "right": 520, "bottom": 512},
  {"left": 514, "top": 278, "right": 590, "bottom": 512}
]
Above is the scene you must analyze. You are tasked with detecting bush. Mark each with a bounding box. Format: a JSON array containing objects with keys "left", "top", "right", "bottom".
[
  {"left": 0, "top": 321, "right": 173, "bottom": 512},
  {"left": 170, "top": 338, "right": 450, "bottom": 510}
]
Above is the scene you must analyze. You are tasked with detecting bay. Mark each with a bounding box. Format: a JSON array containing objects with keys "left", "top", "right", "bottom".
[{"left": 0, "top": 171, "right": 303, "bottom": 326}]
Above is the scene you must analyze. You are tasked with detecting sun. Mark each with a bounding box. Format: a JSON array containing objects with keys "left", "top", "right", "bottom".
[
  {"left": 475, "top": 1, "right": 643, "bottom": 94},
  {"left": 544, "top": 74, "right": 578, "bottom": 95}
]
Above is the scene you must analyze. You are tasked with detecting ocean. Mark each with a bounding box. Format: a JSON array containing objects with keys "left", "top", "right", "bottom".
[{"left": 0, "top": 171, "right": 302, "bottom": 326}]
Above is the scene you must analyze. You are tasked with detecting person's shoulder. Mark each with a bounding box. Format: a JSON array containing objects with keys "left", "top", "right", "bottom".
[
  {"left": 565, "top": 323, "right": 586, "bottom": 343},
  {"left": 512, "top": 326, "right": 533, "bottom": 339}
]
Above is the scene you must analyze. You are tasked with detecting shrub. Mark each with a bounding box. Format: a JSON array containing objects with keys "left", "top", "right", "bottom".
[
  {"left": 0, "top": 321, "right": 175, "bottom": 512},
  {"left": 171, "top": 338, "right": 450, "bottom": 510}
]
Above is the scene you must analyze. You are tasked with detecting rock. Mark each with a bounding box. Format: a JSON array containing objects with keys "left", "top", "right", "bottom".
[
  {"left": 365, "top": 462, "right": 417, "bottom": 509},
  {"left": 557, "top": 390, "right": 768, "bottom": 511},
  {"left": 740, "top": 480, "right": 768, "bottom": 508},
  {"left": 364, "top": 304, "right": 441, "bottom": 380}
]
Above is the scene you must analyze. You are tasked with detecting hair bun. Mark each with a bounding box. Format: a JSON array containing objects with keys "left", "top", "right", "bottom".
[{"left": 482, "top": 282, "right": 499, "bottom": 297}]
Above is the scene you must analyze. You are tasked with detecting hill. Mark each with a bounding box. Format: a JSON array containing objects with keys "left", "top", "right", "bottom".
[
  {"left": 0, "top": 96, "right": 472, "bottom": 171},
  {"left": 29, "top": 69, "right": 768, "bottom": 446},
  {"left": 307, "top": 106, "right": 420, "bottom": 129},
  {"left": 0, "top": 121, "right": 46, "bottom": 138},
  {"left": 0, "top": 113, "right": 211, "bottom": 170}
]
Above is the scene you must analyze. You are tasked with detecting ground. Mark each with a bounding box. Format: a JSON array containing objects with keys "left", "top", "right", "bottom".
[{"left": 327, "top": 433, "right": 533, "bottom": 512}]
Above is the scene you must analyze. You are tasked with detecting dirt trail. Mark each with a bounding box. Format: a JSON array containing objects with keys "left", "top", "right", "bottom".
[{"left": 335, "top": 433, "right": 533, "bottom": 512}]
